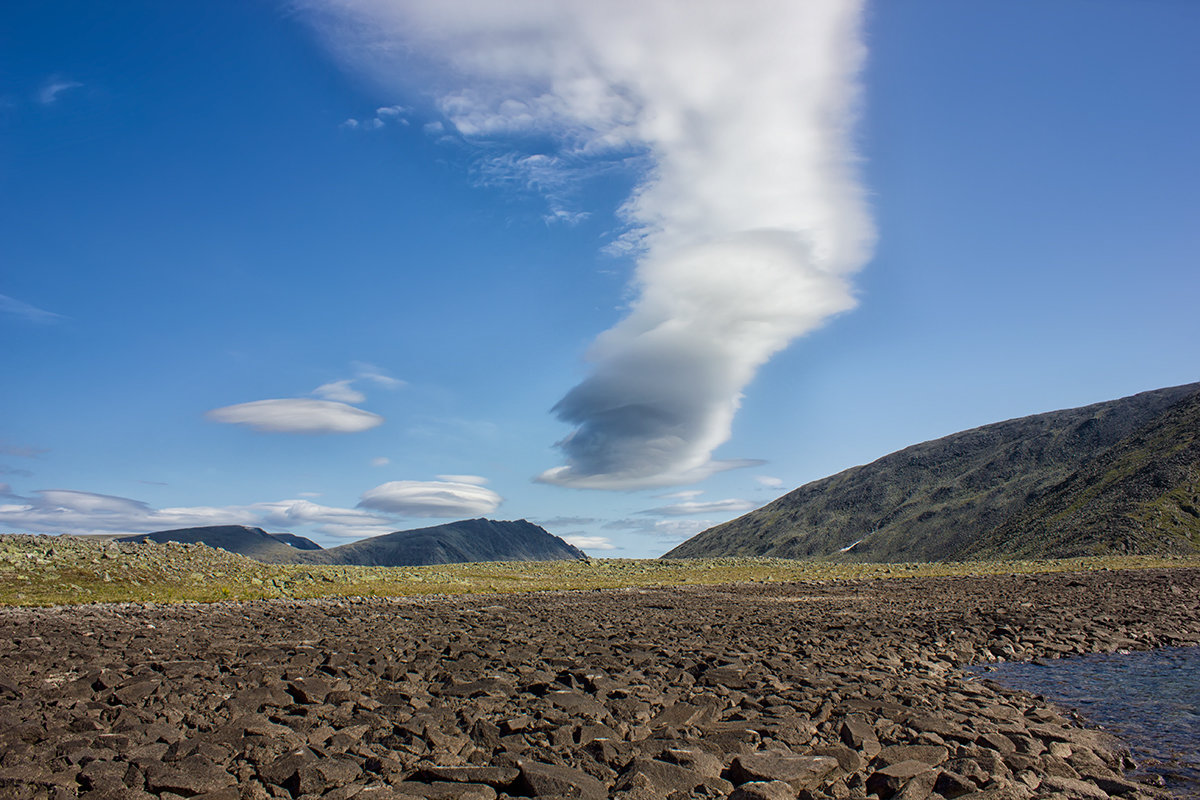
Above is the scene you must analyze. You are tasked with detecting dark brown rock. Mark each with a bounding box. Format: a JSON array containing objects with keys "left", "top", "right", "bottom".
[
  {"left": 515, "top": 760, "right": 606, "bottom": 799},
  {"left": 730, "top": 753, "right": 839, "bottom": 790}
]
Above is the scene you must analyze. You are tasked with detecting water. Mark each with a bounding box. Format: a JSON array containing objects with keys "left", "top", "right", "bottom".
[{"left": 971, "top": 646, "right": 1200, "bottom": 798}]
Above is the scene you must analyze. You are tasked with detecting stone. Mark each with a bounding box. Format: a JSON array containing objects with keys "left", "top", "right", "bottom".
[
  {"left": 840, "top": 716, "right": 877, "bottom": 750},
  {"left": 874, "top": 745, "right": 949, "bottom": 767},
  {"left": 729, "top": 753, "right": 839, "bottom": 791},
  {"left": 514, "top": 760, "right": 607, "bottom": 800},
  {"left": 865, "top": 760, "right": 933, "bottom": 799},
  {"left": 809, "top": 744, "right": 861, "bottom": 774},
  {"left": 659, "top": 747, "right": 724, "bottom": 779},
  {"left": 729, "top": 780, "right": 799, "bottom": 800},
  {"left": 414, "top": 766, "right": 519, "bottom": 787},
  {"left": 391, "top": 781, "right": 497, "bottom": 800},
  {"left": 613, "top": 756, "right": 708, "bottom": 795},
  {"left": 1039, "top": 775, "right": 1111, "bottom": 800}
]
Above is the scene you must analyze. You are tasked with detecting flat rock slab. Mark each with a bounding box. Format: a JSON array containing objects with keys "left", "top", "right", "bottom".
[{"left": 729, "top": 753, "right": 839, "bottom": 790}]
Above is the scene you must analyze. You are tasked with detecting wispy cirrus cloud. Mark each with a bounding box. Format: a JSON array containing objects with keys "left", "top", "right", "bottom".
[
  {"left": 640, "top": 498, "right": 756, "bottom": 517},
  {"left": 602, "top": 516, "right": 712, "bottom": 543},
  {"left": 0, "top": 294, "right": 64, "bottom": 324},
  {"left": 0, "top": 442, "right": 49, "bottom": 458},
  {"left": 358, "top": 478, "right": 502, "bottom": 517},
  {"left": 300, "top": 0, "right": 873, "bottom": 491},
  {"left": 38, "top": 78, "right": 82, "bottom": 105}
]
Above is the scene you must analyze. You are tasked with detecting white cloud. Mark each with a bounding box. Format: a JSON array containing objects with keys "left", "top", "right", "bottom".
[
  {"left": 0, "top": 488, "right": 398, "bottom": 540},
  {"left": 370, "top": 456, "right": 390, "bottom": 467},
  {"left": 255, "top": 499, "right": 395, "bottom": 538},
  {"left": 603, "top": 516, "right": 712, "bottom": 542},
  {"left": 562, "top": 535, "right": 616, "bottom": 551},
  {"left": 205, "top": 399, "right": 383, "bottom": 434},
  {"left": 656, "top": 489, "right": 704, "bottom": 500},
  {"left": 533, "top": 515, "right": 598, "bottom": 528},
  {"left": 0, "top": 489, "right": 256, "bottom": 536},
  {"left": 353, "top": 362, "right": 405, "bottom": 388},
  {"left": 38, "top": 79, "right": 82, "bottom": 105},
  {"left": 755, "top": 475, "right": 785, "bottom": 488},
  {"left": 0, "top": 294, "right": 64, "bottom": 324},
  {"left": 343, "top": 106, "right": 411, "bottom": 130},
  {"left": 299, "top": 0, "right": 873, "bottom": 490},
  {"left": 434, "top": 474, "right": 488, "bottom": 486},
  {"left": 358, "top": 479, "right": 502, "bottom": 517},
  {"left": 313, "top": 379, "right": 367, "bottom": 404},
  {"left": 641, "top": 498, "right": 756, "bottom": 516}
]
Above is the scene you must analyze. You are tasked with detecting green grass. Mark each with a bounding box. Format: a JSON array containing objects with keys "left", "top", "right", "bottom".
[{"left": 3, "top": 534, "right": 1199, "bottom": 607}]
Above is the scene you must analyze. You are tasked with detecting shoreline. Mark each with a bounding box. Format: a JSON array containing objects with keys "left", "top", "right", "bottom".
[{"left": 1, "top": 567, "right": 1198, "bottom": 799}]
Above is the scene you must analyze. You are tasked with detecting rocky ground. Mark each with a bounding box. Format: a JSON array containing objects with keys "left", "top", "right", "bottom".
[{"left": 1, "top": 568, "right": 1198, "bottom": 800}]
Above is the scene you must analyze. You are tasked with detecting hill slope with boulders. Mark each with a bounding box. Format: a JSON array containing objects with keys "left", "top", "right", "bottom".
[
  {"left": 118, "top": 525, "right": 316, "bottom": 561},
  {"left": 125, "top": 519, "right": 586, "bottom": 567},
  {"left": 665, "top": 382, "right": 1200, "bottom": 562}
]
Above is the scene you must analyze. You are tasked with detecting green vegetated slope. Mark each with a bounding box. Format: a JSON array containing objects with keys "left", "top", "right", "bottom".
[
  {"left": 962, "top": 390, "right": 1200, "bottom": 559},
  {"left": 665, "top": 382, "right": 1200, "bottom": 562},
  {"left": 123, "top": 519, "right": 585, "bottom": 567}
]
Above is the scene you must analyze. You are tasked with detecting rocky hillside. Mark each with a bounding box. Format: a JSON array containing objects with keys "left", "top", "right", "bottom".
[
  {"left": 288, "top": 518, "right": 587, "bottom": 567},
  {"left": 129, "top": 519, "right": 586, "bottom": 567},
  {"left": 118, "top": 525, "right": 317, "bottom": 561},
  {"left": 665, "top": 383, "right": 1200, "bottom": 562}
]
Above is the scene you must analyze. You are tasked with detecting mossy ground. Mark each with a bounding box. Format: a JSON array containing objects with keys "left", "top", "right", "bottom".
[{"left": 3, "top": 533, "right": 1200, "bottom": 607}]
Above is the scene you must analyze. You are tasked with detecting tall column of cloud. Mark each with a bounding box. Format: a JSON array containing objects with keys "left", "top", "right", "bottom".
[{"left": 301, "top": 0, "right": 874, "bottom": 489}]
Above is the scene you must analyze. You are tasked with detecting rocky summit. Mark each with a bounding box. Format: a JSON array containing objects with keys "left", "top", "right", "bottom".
[
  {"left": 666, "top": 382, "right": 1200, "bottom": 563},
  {"left": 1, "top": 567, "right": 1197, "bottom": 799},
  {"left": 124, "top": 519, "right": 586, "bottom": 568}
]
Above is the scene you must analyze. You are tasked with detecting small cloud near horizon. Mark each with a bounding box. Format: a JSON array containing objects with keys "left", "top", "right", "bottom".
[
  {"left": 562, "top": 534, "right": 616, "bottom": 551},
  {"left": 0, "top": 486, "right": 398, "bottom": 540},
  {"left": 639, "top": 498, "right": 756, "bottom": 517}
]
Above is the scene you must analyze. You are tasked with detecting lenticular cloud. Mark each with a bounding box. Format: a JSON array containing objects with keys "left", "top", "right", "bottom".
[{"left": 303, "top": 0, "right": 874, "bottom": 489}]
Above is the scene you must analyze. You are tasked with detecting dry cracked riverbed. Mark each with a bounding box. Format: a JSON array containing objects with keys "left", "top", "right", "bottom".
[{"left": 1, "top": 568, "right": 1198, "bottom": 800}]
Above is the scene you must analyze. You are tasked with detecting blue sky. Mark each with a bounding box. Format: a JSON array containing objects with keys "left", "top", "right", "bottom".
[{"left": 2, "top": 0, "right": 1197, "bottom": 557}]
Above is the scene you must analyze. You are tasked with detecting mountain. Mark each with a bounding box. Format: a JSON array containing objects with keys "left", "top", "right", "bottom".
[
  {"left": 267, "top": 532, "right": 322, "bottom": 551},
  {"left": 119, "top": 525, "right": 318, "bottom": 560},
  {"left": 286, "top": 518, "right": 587, "bottom": 567},
  {"left": 664, "top": 383, "right": 1200, "bottom": 562},
  {"left": 128, "top": 519, "right": 586, "bottom": 567}
]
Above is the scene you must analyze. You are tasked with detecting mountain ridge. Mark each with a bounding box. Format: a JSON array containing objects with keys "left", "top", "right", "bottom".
[
  {"left": 664, "top": 382, "right": 1200, "bottom": 562},
  {"left": 123, "top": 519, "right": 586, "bottom": 567}
]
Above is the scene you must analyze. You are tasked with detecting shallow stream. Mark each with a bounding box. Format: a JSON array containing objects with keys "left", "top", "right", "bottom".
[{"left": 970, "top": 646, "right": 1200, "bottom": 798}]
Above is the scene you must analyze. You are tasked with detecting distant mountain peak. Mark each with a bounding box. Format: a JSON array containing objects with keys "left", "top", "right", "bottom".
[{"left": 127, "top": 518, "right": 585, "bottom": 567}]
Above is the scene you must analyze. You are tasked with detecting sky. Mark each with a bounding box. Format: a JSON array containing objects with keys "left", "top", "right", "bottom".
[{"left": 2, "top": 0, "right": 1197, "bottom": 557}]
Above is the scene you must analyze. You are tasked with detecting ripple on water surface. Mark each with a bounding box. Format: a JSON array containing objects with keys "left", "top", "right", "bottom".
[{"left": 971, "top": 646, "right": 1200, "bottom": 799}]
